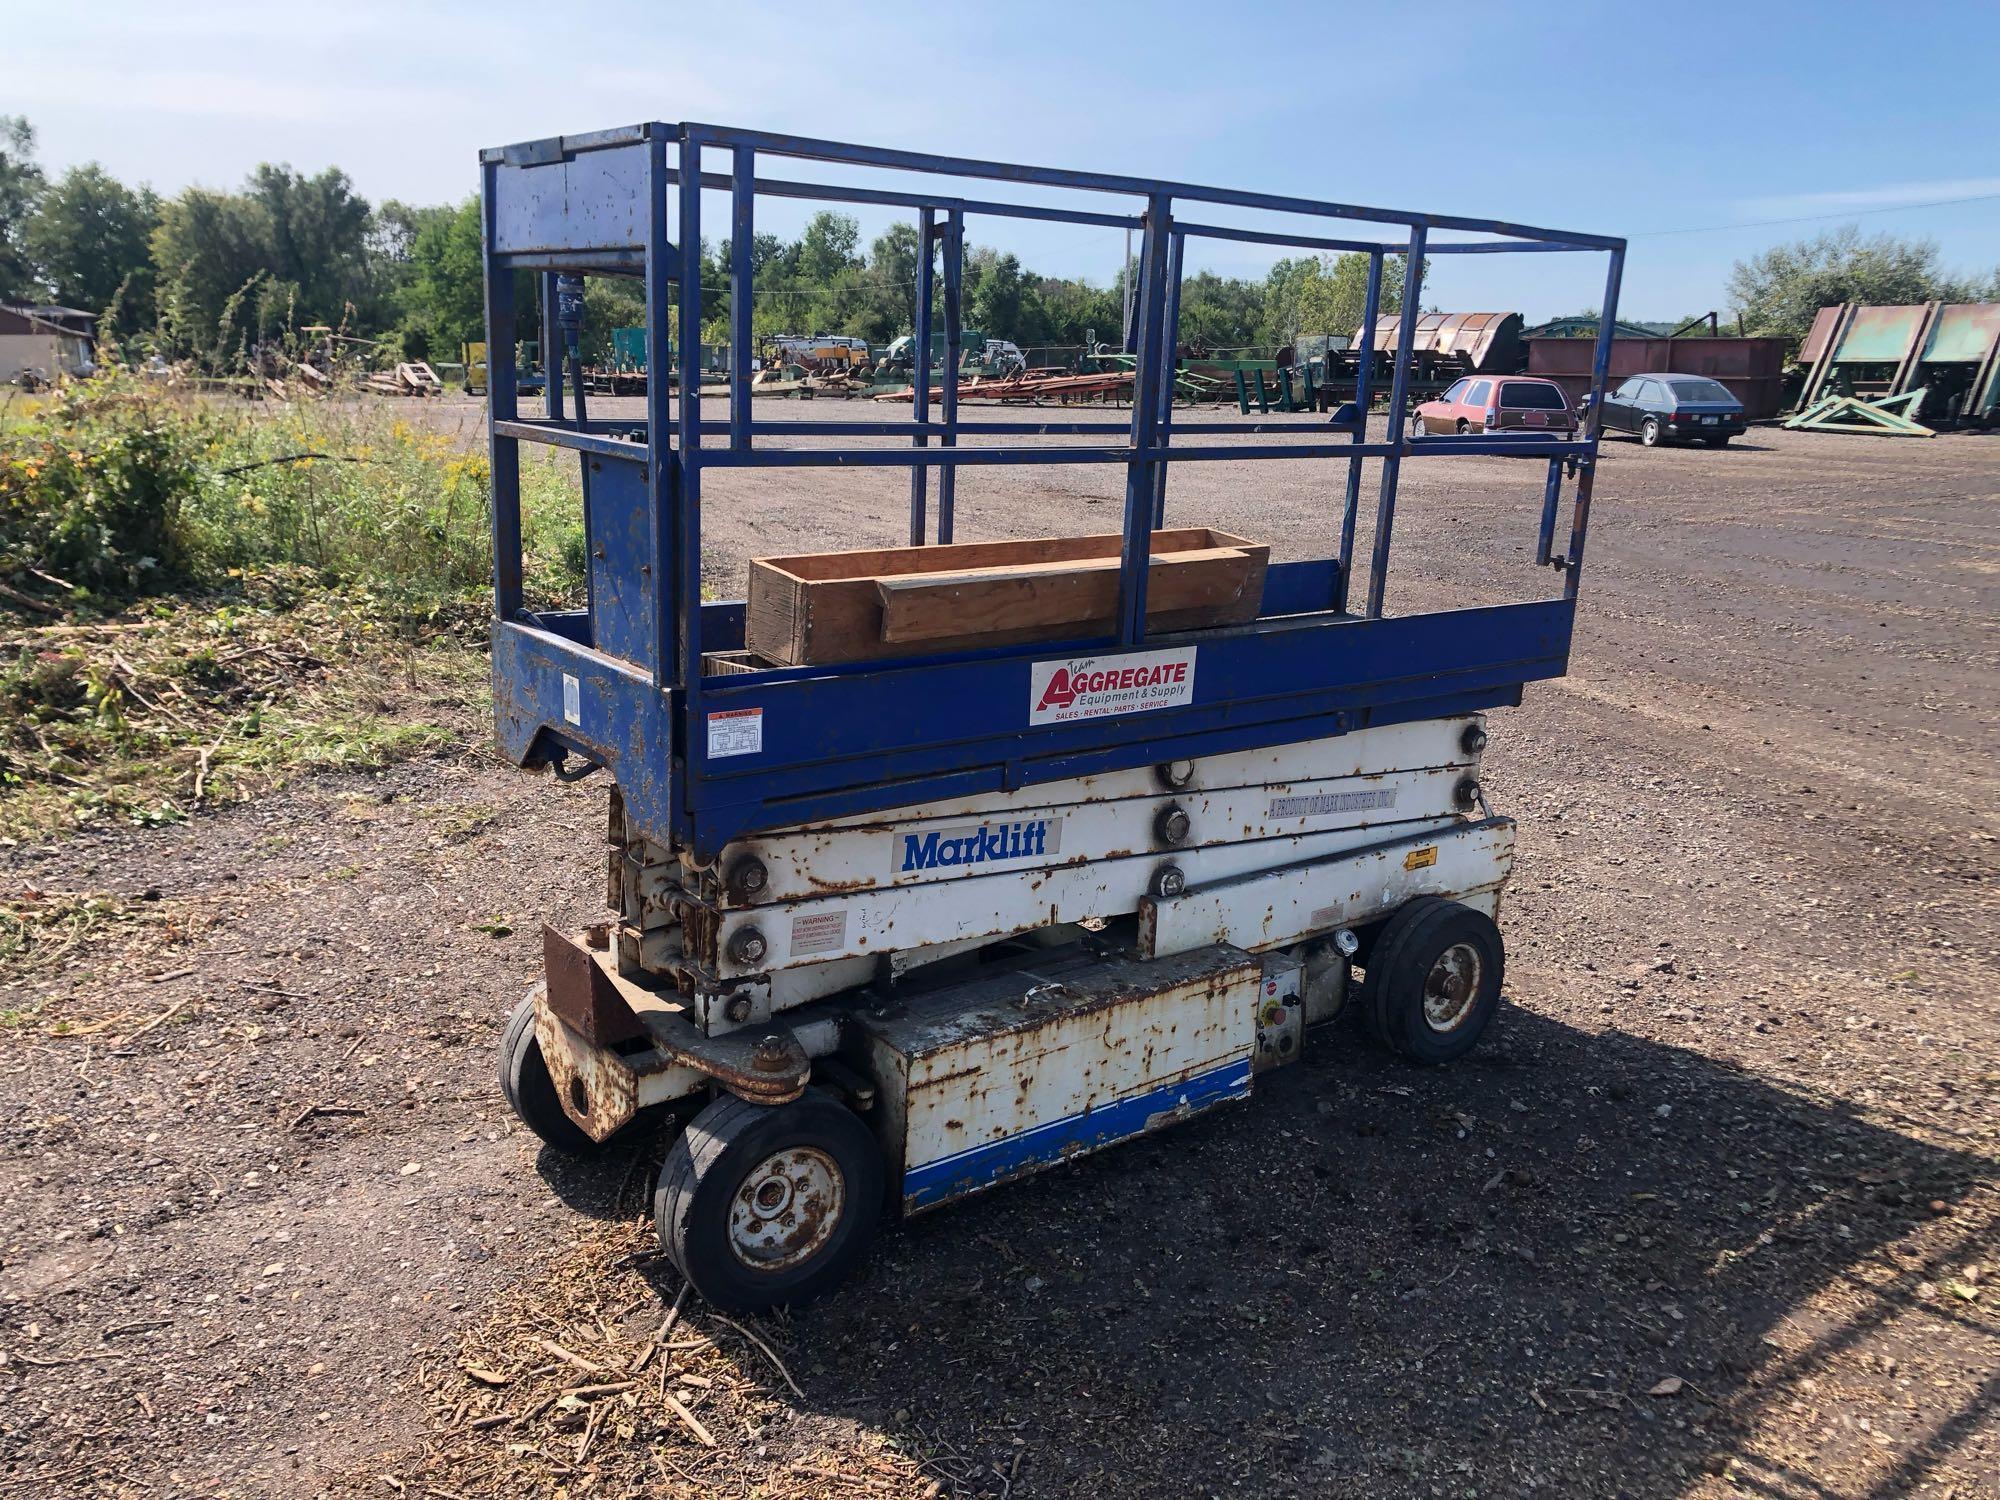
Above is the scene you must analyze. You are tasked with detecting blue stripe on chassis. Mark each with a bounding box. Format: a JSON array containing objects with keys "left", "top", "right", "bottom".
[{"left": 900, "top": 1058, "right": 1253, "bottom": 1213}]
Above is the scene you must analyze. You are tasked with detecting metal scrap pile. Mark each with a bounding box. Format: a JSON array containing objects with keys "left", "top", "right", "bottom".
[{"left": 873, "top": 368, "right": 1136, "bottom": 405}]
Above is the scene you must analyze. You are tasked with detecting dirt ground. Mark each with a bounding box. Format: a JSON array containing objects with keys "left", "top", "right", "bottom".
[{"left": 3, "top": 406, "right": 1996, "bottom": 1499}]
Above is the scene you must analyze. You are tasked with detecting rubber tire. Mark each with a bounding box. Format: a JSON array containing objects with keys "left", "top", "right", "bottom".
[
  {"left": 1455, "top": 418, "right": 1470, "bottom": 435},
  {"left": 1640, "top": 416, "right": 1663, "bottom": 447},
  {"left": 1409, "top": 413, "right": 1426, "bottom": 440},
  {"left": 1361, "top": 898, "right": 1505, "bottom": 1065},
  {"left": 655, "top": 1089, "right": 884, "bottom": 1312},
  {"left": 1362, "top": 895, "right": 1447, "bottom": 1046},
  {"left": 499, "top": 986, "right": 606, "bottom": 1155}
]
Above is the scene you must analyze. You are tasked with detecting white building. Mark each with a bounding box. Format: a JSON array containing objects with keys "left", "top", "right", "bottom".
[{"left": 0, "top": 304, "right": 96, "bottom": 385}]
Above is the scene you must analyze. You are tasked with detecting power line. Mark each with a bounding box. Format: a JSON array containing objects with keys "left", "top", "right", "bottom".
[{"left": 1631, "top": 190, "right": 2000, "bottom": 238}]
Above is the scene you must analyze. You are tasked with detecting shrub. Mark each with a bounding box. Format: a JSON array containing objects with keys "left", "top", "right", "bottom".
[
  {"left": 1, "top": 375, "right": 585, "bottom": 610},
  {"left": 0, "top": 377, "right": 207, "bottom": 596}
]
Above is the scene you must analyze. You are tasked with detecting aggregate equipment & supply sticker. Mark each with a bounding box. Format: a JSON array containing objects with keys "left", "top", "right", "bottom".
[{"left": 1028, "top": 647, "right": 1196, "bottom": 726}]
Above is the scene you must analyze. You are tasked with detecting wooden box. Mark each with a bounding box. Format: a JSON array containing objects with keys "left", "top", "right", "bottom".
[{"left": 744, "top": 528, "right": 1268, "bottom": 666}]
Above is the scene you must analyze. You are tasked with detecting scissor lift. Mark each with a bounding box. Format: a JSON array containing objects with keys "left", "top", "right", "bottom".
[{"left": 482, "top": 123, "right": 1625, "bottom": 1310}]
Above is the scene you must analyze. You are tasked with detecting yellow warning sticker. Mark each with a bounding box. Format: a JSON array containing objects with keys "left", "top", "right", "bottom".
[{"left": 1403, "top": 846, "right": 1438, "bottom": 871}]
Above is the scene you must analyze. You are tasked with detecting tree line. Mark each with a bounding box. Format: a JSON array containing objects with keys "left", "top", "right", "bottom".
[
  {"left": 0, "top": 114, "right": 1416, "bottom": 369},
  {"left": 1, "top": 113, "right": 1992, "bottom": 369}
]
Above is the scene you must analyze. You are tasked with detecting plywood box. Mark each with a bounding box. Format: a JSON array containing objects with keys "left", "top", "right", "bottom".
[{"left": 745, "top": 529, "right": 1268, "bottom": 666}]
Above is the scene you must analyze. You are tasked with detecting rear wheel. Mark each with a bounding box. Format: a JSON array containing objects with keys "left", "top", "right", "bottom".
[
  {"left": 1454, "top": 418, "right": 1470, "bottom": 435},
  {"left": 1640, "top": 416, "right": 1663, "bottom": 447},
  {"left": 1362, "top": 898, "right": 1505, "bottom": 1064},
  {"left": 500, "top": 986, "right": 613, "bottom": 1154},
  {"left": 656, "top": 1090, "right": 884, "bottom": 1311}
]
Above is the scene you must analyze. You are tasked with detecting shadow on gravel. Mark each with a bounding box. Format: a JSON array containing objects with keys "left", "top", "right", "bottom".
[
  {"left": 1601, "top": 438, "right": 1777, "bottom": 453},
  {"left": 532, "top": 1126, "right": 676, "bottom": 1222},
  {"left": 537, "top": 1006, "right": 1995, "bottom": 1497}
]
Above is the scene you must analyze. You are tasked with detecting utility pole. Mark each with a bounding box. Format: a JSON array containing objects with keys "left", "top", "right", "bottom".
[{"left": 1121, "top": 228, "right": 1135, "bottom": 349}]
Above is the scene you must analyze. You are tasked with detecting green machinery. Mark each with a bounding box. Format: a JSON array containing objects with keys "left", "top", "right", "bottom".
[
  {"left": 1787, "top": 301, "right": 2000, "bottom": 434},
  {"left": 880, "top": 328, "right": 1026, "bottom": 379},
  {"left": 597, "top": 329, "right": 729, "bottom": 390}
]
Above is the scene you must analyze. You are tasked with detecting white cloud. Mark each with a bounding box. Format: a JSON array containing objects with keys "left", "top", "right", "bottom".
[{"left": 1742, "top": 177, "right": 2000, "bottom": 216}]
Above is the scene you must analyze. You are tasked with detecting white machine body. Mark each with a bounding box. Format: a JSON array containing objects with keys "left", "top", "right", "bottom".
[{"left": 541, "top": 713, "right": 1514, "bottom": 1210}]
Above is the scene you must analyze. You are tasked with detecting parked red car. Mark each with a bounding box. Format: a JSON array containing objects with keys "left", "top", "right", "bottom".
[{"left": 1410, "top": 375, "right": 1576, "bottom": 437}]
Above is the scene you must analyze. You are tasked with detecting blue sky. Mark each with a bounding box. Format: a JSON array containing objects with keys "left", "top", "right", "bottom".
[{"left": 8, "top": 1, "right": 1997, "bottom": 321}]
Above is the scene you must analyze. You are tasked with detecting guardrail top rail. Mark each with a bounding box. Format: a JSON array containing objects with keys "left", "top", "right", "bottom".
[{"left": 481, "top": 122, "right": 1627, "bottom": 859}]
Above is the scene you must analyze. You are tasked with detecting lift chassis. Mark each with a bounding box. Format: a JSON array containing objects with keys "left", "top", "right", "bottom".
[{"left": 481, "top": 122, "right": 1625, "bottom": 1309}]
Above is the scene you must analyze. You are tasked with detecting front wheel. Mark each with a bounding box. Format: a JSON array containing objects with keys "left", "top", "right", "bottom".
[
  {"left": 656, "top": 1090, "right": 884, "bottom": 1311},
  {"left": 1408, "top": 412, "right": 1426, "bottom": 440},
  {"left": 500, "top": 986, "right": 616, "bottom": 1154},
  {"left": 1640, "top": 416, "right": 1663, "bottom": 447},
  {"left": 1362, "top": 898, "right": 1505, "bottom": 1064}
]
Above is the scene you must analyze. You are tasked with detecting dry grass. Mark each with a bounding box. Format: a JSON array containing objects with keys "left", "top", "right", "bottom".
[
  {"left": 353, "top": 1220, "right": 942, "bottom": 1500},
  {"left": 0, "top": 883, "right": 218, "bottom": 1034},
  {"left": 0, "top": 570, "right": 485, "bottom": 843}
]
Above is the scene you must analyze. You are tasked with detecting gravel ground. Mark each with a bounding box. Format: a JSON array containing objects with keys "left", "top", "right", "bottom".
[{"left": 2, "top": 407, "right": 1995, "bottom": 1499}]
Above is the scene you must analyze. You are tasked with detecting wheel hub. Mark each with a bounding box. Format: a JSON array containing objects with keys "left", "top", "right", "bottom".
[
  {"left": 1422, "top": 941, "right": 1483, "bottom": 1032},
  {"left": 727, "top": 1146, "right": 844, "bottom": 1271}
]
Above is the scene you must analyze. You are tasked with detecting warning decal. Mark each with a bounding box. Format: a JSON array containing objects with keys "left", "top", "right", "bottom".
[
  {"left": 789, "top": 909, "right": 847, "bottom": 956},
  {"left": 707, "top": 707, "right": 763, "bottom": 759}
]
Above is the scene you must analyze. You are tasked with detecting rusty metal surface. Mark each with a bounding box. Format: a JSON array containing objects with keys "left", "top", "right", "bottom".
[
  {"left": 1139, "top": 816, "right": 1515, "bottom": 958},
  {"left": 1794, "top": 302, "right": 2000, "bottom": 418},
  {"left": 1924, "top": 303, "right": 2000, "bottom": 364},
  {"left": 544, "top": 924, "right": 814, "bottom": 1104},
  {"left": 1835, "top": 305, "right": 1929, "bottom": 364},
  {"left": 1359, "top": 311, "right": 1524, "bottom": 372},
  {"left": 543, "top": 924, "right": 647, "bottom": 1045},
  {"left": 532, "top": 995, "right": 643, "bottom": 1142},
  {"left": 726, "top": 1146, "right": 844, "bottom": 1270},
  {"left": 858, "top": 942, "right": 1261, "bottom": 1214},
  {"left": 1527, "top": 336, "right": 1791, "bottom": 419},
  {"left": 1799, "top": 304, "right": 1844, "bottom": 366}
]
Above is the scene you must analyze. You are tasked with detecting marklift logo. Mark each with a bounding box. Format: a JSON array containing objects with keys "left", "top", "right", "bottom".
[
  {"left": 897, "top": 817, "right": 1063, "bottom": 873},
  {"left": 1028, "top": 647, "right": 1197, "bottom": 726}
]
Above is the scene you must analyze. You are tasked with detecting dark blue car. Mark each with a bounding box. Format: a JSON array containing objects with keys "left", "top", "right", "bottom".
[{"left": 1589, "top": 374, "right": 1747, "bottom": 447}]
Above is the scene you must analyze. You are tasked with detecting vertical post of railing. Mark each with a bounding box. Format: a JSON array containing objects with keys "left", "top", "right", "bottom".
[
  {"left": 728, "top": 146, "right": 754, "bottom": 452},
  {"left": 1129, "top": 224, "right": 1154, "bottom": 392},
  {"left": 542, "top": 272, "right": 562, "bottom": 422},
  {"left": 1334, "top": 250, "right": 1383, "bottom": 613},
  {"left": 1364, "top": 225, "right": 1427, "bottom": 620},
  {"left": 939, "top": 209, "right": 964, "bottom": 543},
  {"left": 1150, "top": 230, "right": 1184, "bottom": 527},
  {"left": 557, "top": 274, "right": 597, "bottom": 627},
  {"left": 644, "top": 133, "right": 675, "bottom": 690},
  {"left": 482, "top": 161, "right": 522, "bottom": 625},
  {"left": 675, "top": 133, "right": 704, "bottom": 695},
  {"left": 1117, "top": 193, "right": 1172, "bottom": 646},
  {"left": 1534, "top": 458, "right": 1563, "bottom": 566},
  {"left": 908, "top": 208, "right": 935, "bottom": 546},
  {"left": 1563, "top": 246, "right": 1625, "bottom": 600}
]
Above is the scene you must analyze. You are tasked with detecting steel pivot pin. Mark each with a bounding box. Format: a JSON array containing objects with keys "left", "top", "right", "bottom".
[{"left": 724, "top": 854, "right": 768, "bottom": 899}]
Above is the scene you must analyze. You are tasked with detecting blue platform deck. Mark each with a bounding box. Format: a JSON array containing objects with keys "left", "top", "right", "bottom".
[{"left": 480, "top": 124, "right": 1625, "bottom": 861}]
